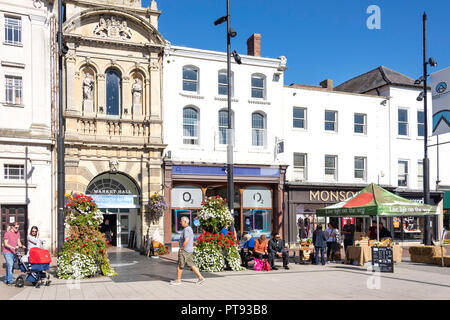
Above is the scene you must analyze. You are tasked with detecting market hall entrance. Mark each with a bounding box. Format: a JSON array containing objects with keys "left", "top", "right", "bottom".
[{"left": 86, "top": 172, "right": 140, "bottom": 248}]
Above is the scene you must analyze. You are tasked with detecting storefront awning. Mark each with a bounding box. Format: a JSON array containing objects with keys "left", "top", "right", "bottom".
[
  {"left": 316, "top": 183, "right": 438, "bottom": 217},
  {"left": 444, "top": 191, "right": 450, "bottom": 209}
]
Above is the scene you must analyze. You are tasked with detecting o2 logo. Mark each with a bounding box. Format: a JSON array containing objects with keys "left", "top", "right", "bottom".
[
  {"left": 253, "top": 192, "right": 264, "bottom": 204},
  {"left": 436, "top": 82, "right": 447, "bottom": 94},
  {"left": 366, "top": 5, "right": 381, "bottom": 30},
  {"left": 182, "top": 192, "right": 193, "bottom": 204}
]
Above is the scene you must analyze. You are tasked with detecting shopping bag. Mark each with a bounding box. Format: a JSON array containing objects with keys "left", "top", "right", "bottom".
[
  {"left": 253, "top": 258, "right": 263, "bottom": 271},
  {"left": 263, "top": 259, "right": 271, "bottom": 271}
]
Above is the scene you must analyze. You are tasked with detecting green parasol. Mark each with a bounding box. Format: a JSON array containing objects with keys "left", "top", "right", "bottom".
[{"left": 315, "top": 183, "right": 437, "bottom": 217}]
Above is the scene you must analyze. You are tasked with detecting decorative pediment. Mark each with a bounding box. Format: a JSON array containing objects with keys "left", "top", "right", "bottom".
[
  {"left": 63, "top": 8, "right": 166, "bottom": 46},
  {"left": 93, "top": 15, "right": 132, "bottom": 40}
]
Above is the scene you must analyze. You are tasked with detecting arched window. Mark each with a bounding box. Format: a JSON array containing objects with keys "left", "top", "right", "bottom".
[
  {"left": 218, "top": 109, "right": 234, "bottom": 145},
  {"left": 182, "top": 66, "right": 199, "bottom": 92},
  {"left": 106, "top": 68, "right": 122, "bottom": 116},
  {"left": 251, "top": 73, "right": 266, "bottom": 99},
  {"left": 252, "top": 112, "right": 266, "bottom": 147},
  {"left": 218, "top": 70, "right": 234, "bottom": 96},
  {"left": 183, "top": 106, "right": 199, "bottom": 145}
]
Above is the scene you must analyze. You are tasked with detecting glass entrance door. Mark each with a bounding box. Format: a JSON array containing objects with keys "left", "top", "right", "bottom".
[{"left": 117, "top": 211, "right": 130, "bottom": 247}]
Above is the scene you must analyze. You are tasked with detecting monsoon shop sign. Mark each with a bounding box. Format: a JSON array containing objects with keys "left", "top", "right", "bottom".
[{"left": 87, "top": 194, "right": 140, "bottom": 208}]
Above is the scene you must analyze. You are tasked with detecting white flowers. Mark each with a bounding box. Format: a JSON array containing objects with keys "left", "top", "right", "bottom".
[{"left": 57, "top": 252, "right": 99, "bottom": 280}]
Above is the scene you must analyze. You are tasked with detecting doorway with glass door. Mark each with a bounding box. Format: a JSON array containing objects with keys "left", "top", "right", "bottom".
[{"left": 100, "top": 208, "right": 133, "bottom": 247}]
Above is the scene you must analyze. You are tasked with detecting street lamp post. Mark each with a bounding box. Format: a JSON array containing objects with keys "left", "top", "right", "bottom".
[
  {"left": 57, "top": 0, "right": 68, "bottom": 253},
  {"left": 215, "top": 0, "right": 241, "bottom": 236},
  {"left": 421, "top": 12, "right": 437, "bottom": 245}
]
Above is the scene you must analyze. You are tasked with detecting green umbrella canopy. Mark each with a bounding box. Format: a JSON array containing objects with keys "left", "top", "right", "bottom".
[{"left": 315, "top": 183, "right": 437, "bottom": 217}]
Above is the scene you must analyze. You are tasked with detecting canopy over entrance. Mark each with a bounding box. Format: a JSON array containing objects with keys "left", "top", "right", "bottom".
[{"left": 316, "top": 183, "right": 437, "bottom": 217}]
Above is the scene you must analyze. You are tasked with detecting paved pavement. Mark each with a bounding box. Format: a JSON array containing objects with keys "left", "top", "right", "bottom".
[{"left": 2, "top": 247, "right": 449, "bottom": 300}]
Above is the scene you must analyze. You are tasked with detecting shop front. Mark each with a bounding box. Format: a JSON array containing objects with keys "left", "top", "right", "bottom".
[
  {"left": 392, "top": 190, "right": 443, "bottom": 242},
  {"left": 163, "top": 162, "right": 286, "bottom": 245},
  {"left": 86, "top": 172, "right": 141, "bottom": 248},
  {"left": 286, "top": 183, "right": 371, "bottom": 243}
]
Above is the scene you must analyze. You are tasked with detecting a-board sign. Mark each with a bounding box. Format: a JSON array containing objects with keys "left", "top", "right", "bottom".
[{"left": 372, "top": 246, "right": 394, "bottom": 273}]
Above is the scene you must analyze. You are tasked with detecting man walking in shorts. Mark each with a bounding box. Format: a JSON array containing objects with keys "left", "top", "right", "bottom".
[{"left": 170, "top": 216, "right": 205, "bottom": 285}]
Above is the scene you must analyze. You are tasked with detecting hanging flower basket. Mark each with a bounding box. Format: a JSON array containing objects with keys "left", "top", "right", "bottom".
[{"left": 147, "top": 193, "right": 168, "bottom": 224}]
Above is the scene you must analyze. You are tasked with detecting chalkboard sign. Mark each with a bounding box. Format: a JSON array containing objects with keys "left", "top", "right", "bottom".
[
  {"left": 128, "top": 230, "right": 136, "bottom": 249},
  {"left": 372, "top": 246, "right": 394, "bottom": 273}
]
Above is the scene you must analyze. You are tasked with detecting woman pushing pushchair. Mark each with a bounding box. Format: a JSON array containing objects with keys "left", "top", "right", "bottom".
[{"left": 13, "top": 226, "right": 51, "bottom": 288}]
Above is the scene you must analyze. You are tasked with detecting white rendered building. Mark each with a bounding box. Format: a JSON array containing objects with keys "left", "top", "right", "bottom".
[{"left": 0, "top": 0, "right": 56, "bottom": 250}]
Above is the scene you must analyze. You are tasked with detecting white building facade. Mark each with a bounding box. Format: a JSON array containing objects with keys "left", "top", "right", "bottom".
[
  {"left": 0, "top": 0, "right": 57, "bottom": 250},
  {"left": 162, "top": 37, "right": 289, "bottom": 245}
]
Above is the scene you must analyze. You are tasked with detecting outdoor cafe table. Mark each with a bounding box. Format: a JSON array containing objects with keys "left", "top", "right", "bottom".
[{"left": 344, "top": 245, "right": 402, "bottom": 266}]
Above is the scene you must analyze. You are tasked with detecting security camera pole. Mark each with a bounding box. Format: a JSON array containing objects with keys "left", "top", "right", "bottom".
[
  {"left": 215, "top": 0, "right": 239, "bottom": 234},
  {"left": 57, "top": 0, "right": 66, "bottom": 253},
  {"left": 422, "top": 12, "right": 431, "bottom": 245}
]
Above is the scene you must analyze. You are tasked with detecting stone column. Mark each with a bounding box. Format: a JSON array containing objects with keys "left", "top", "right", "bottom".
[
  {"left": 29, "top": 14, "right": 50, "bottom": 135},
  {"left": 65, "top": 46, "right": 79, "bottom": 116},
  {"left": 122, "top": 75, "right": 132, "bottom": 120},
  {"left": 97, "top": 73, "right": 106, "bottom": 119}
]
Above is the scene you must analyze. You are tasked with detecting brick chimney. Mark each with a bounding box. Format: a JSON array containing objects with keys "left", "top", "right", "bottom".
[
  {"left": 247, "top": 33, "right": 261, "bottom": 57},
  {"left": 320, "top": 79, "right": 333, "bottom": 90}
]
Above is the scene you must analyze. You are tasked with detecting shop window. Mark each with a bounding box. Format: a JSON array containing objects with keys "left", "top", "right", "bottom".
[
  {"left": 171, "top": 185, "right": 203, "bottom": 242},
  {"left": 242, "top": 187, "right": 272, "bottom": 238}
]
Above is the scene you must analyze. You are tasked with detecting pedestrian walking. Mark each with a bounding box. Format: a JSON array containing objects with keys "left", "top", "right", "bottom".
[
  {"left": 313, "top": 225, "right": 327, "bottom": 266},
  {"left": 170, "top": 216, "right": 205, "bottom": 285},
  {"left": 325, "top": 223, "right": 337, "bottom": 263},
  {"left": 3, "top": 222, "right": 25, "bottom": 285}
]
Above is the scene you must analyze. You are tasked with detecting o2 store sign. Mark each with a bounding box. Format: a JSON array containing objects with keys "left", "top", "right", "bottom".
[{"left": 171, "top": 186, "right": 203, "bottom": 208}]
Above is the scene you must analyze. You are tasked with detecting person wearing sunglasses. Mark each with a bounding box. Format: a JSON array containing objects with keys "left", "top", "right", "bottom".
[
  {"left": 3, "top": 223, "right": 25, "bottom": 285},
  {"left": 20, "top": 226, "right": 44, "bottom": 264}
]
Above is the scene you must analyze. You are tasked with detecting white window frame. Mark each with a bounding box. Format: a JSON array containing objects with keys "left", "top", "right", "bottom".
[
  {"left": 251, "top": 112, "right": 266, "bottom": 147},
  {"left": 417, "top": 160, "right": 423, "bottom": 188},
  {"left": 251, "top": 73, "right": 266, "bottom": 99},
  {"left": 354, "top": 156, "right": 367, "bottom": 182},
  {"left": 293, "top": 107, "right": 307, "bottom": 130},
  {"left": 293, "top": 153, "right": 307, "bottom": 181},
  {"left": 218, "top": 70, "right": 234, "bottom": 97},
  {"left": 182, "top": 106, "right": 200, "bottom": 145},
  {"left": 354, "top": 113, "right": 367, "bottom": 135},
  {"left": 182, "top": 66, "right": 199, "bottom": 93},
  {"left": 324, "top": 155, "right": 338, "bottom": 181},
  {"left": 398, "top": 108, "right": 409, "bottom": 136},
  {"left": 5, "top": 75, "right": 23, "bottom": 105},
  {"left": 4, "top": 16, "right": 22, "bottom": 45},
  {"left": 218, "top": 109, "right": 234, "bottom": 145},
  {"left": 398, "top": 160, "right": 409, "bottom": 187},
  {"left": 324, "top": 110, "right": 337, "bottom": 132},
  {"left": 417, "top": 110, "right": 424, "bottom": 137},
  {"left": 4, "top": 164, "right": 25, "bottom": 180}
]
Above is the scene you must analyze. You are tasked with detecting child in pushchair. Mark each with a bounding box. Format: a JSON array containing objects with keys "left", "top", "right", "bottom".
[{"left": 14, "top": 248, "right": 51, "bottom": 288}]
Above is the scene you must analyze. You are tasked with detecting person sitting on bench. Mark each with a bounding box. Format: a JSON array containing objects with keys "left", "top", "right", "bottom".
[
  {"left": 268, "top": 232, "right": 289, "bottom": 270},
  {"left": 240, "top": 233, "right": 255, "bottom": 268}
]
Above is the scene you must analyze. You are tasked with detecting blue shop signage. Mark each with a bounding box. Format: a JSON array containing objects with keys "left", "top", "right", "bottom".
[
  {"left": 87, "top": 194, "right": 140, "bottom": 209},
  {"left": 172, "top": 165, "right": 280, "bottom": 177}
]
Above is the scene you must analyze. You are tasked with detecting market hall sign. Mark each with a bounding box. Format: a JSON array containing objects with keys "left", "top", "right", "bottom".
[{"left": 309, "top": 190, "right": 356, "bottom": 203}]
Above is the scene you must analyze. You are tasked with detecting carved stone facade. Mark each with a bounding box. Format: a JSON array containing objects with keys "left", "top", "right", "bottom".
[{"left": 62, "top": 0, "right": 166, "bottom": 248}]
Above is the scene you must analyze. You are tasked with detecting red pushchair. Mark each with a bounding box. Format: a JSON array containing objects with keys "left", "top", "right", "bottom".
[{"left": 14, "top": 248, "right": 51, "bottom": 288}]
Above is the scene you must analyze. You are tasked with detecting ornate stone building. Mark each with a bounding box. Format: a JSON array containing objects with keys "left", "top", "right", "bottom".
[{"left": 62, "top": 0, "right": 166, "bottom": 248}]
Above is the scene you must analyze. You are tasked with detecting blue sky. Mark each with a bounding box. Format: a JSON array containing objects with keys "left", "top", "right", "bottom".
[{"left": 142, "top": 0, "right": 450, "bottom": 87}]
